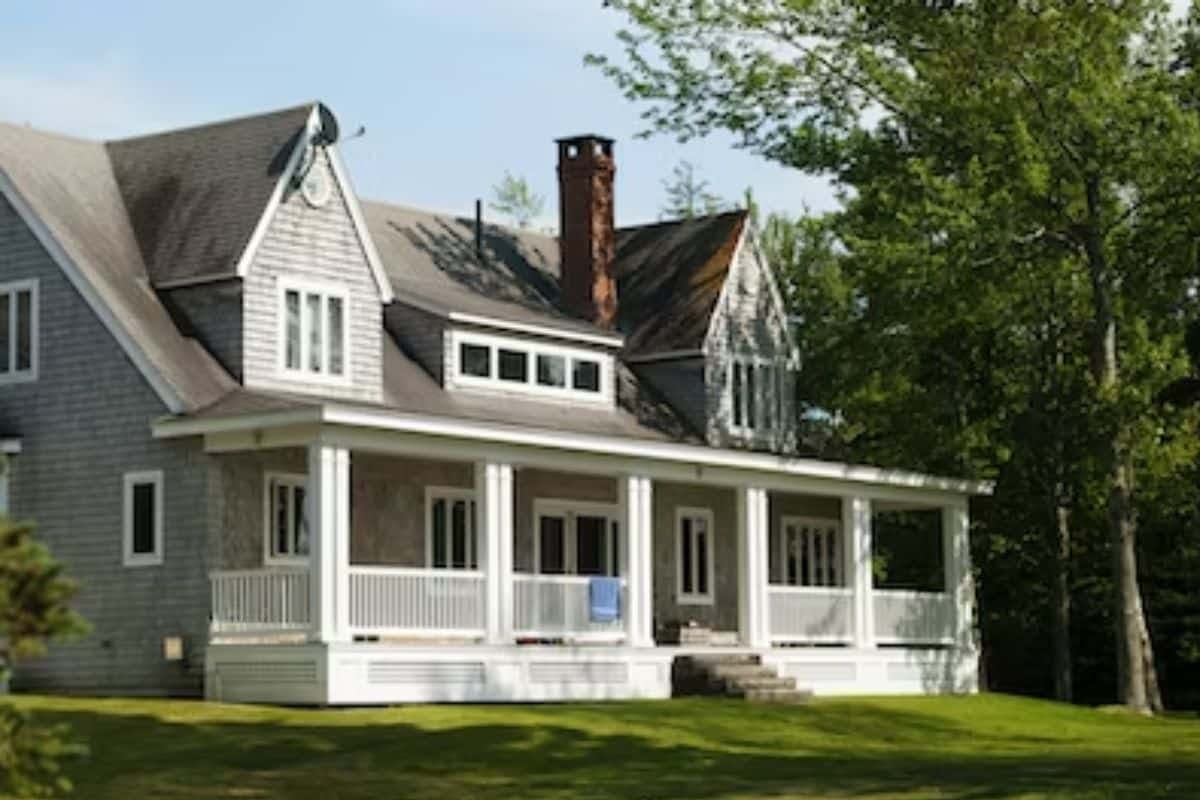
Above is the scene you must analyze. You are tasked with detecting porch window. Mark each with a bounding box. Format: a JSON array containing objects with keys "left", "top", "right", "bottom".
[
  {"left": 676, "top": 507, "right": 714, "bottom": 604},
  {"left": 266, "top": 474, "right": 309, "bottom": 563},
  {"left": 780, "top": 517, "right": 841, "bottom": 587},
  {"left": 535, "top": 502, "right": 620, "bottom": 577},
  {"left": 280, "top": 283, "right": 348, "bottom": 379},
  {"left": 0, "top": 279, "right": 37, "bottom": 383},
  {"left": 123, "top": 470, "right": 163, "bottom": 567},
  {"left": 426, "top": 488, "right": 478, "bottom": 570}
]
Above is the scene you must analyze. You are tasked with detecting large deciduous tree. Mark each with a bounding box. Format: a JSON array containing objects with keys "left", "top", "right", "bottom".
[{"left": 591, "top": 0, "right": 1200, "bottom": 711}]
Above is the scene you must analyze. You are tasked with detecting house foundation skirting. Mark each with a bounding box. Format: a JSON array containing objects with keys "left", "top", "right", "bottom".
[{"left": 205, "top": 642, "right": 978, "bottom": 705}]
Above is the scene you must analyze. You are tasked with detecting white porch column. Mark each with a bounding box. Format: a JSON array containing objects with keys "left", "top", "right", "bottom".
[
  {"left": 309, "top": 443, "right": 351, "bottom": 643},
  {"left": 737, "top": 486, "right": 770, "bottom": 648},
  {"left": 621, "top": 475, "right": 654, "bottom": 648},
  {"left": 845, "top": 495, "right": 875, "bottom": 649},
  {"left": 478, "top": 461, "right": 514, "bottom": 645},
  {"left": 942, "top": 501, "right": 975, "bottom": 649}
]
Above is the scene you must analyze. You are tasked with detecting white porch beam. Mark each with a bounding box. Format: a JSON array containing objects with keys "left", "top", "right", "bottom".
[
  {"left": 478, "top": 461, "right": 514, "bottom": 645},
  {"left": 844, "top": 495, "right": 874, "bottom": 649},
  {"left": 621, "top": 475, "right": 654, "bottom": 648},
  {"left": 738, "top": 486, "right": 770, "bottom": 648},
  {"left": 943, "top": 502, "right": 975, "bottom": 650},
  {"left": 309, "top": 443, "right": 351, "bottom": 643}
]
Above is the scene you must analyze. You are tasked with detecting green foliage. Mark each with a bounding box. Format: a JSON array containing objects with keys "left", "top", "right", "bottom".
[
  {"left": 0, "top": 519, "right": 88, "bottom": 797},
  {"left": 489, "top": 172, "right": 544, "bottom": 229},
  {"left": 660, "top": 160, "right": 726, "bottom": 219},
  {"left": 593, "top": 1, "right": 1200, "bottom": 706}
]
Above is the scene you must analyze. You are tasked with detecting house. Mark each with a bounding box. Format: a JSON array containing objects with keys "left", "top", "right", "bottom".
[{"left": 0, "top": 103, "right": 987, "bottom": 704}]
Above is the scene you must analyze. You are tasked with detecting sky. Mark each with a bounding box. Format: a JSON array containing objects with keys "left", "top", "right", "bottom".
[{"left": 0, "top": 0, "right": 837, "bottom": 229}]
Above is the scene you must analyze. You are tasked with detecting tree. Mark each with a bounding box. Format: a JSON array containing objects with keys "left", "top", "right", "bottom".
[
  {"left": 0, "top": 517, "right": 88, "bottom": 796},
  {"left": 489, "top": 172, "right": 544, "bottom": 229},
  {"left": 591, "top": 1, "right": 1200, "bottom": 711},
  {"left": 660, "top": 160, "right": 726, "bottom": 219}
]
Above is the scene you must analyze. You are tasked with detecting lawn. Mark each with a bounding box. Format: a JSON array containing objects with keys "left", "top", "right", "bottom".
[{"left": 3, "top": 693, "right": 1198, "bottom": 799}]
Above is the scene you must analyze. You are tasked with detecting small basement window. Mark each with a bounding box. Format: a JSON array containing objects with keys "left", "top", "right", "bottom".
[
  {"left": 123, "top": 470, "right": 163, "bottom": 566},
  {"left": 0, "top": 279, "right": 38, "bottom": 383}
]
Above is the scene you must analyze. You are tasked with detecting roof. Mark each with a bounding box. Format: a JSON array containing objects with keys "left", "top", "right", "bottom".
[
  {"left": 106, "top": 103, "right": 313, "bottom": 286},
  {"left": 362, "top": 200, "right": 748, "bottom": 354},
  {"left": 0, "top": 123, "right": 235, "bottom": 412}
]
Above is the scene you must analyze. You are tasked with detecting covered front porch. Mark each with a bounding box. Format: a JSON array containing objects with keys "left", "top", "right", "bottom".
[{"left": 193, "top": 419, "right": 979, "bottom": 704}]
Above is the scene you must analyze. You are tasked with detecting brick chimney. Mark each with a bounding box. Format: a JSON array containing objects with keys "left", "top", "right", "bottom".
[{"left": 557, "top": 135, "right": 617, "bottom": 328}]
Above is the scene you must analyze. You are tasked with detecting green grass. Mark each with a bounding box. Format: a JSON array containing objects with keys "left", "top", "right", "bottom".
[{"left": 3, "top": 693, "right": 1199, "bottom": 799}]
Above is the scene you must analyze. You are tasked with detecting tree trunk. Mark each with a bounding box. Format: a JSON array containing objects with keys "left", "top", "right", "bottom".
[
  {"left": 1051, "top": 499, "right": 1073, "bottom": 703},
  {"left": 1082, "top": 176, "right": 1159, "bottom": 713}
]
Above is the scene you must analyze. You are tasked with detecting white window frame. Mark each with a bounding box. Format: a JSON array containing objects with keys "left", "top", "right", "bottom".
[
  {"left": 447, "top": 329, "right": 613, "bottom": 406},
  {"left": 728, "top": 353, "right": 783, "bottom": 440},
  {"left": 263, "top": 472, "right": 310, "bottom": 566},
  {"left": 779, "top": 516, "right": 843, "bottom": 588},
  {"left": 675, "top": 506, "right": 715, "bottom": 605},
  {"left": 0, "top": 279, "right": 39, "bottom": 385},
  {"left": 532, "top": 499, "right": 621, "bottom": 577},
  {"left": 123, "top": 470, "right": 164, "bottom": 567},
  {"left": 276, "top": 279, "right": 351, "bottom": 384},
  {"left": 425, "top": 486, "right": 479, "bottom": 570}
]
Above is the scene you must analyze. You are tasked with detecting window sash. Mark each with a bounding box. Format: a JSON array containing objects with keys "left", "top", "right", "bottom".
[
  {"left": 677, "top": 509, "right": 713, "bottom": 602},
  {"left": 781, "top": 519, "right": 842, "bottom": 587},
  {"left": 267, "top": 476, "right": 309, "bottom": 561},
  {"left": 0, "top": 285, "right": 35, "bottom": 378},
  {"left": 535, "top": 506, "right": 620, "bottom": 577},
  {"left": 281, "top": 286, "right": 347, "bottom": 378},
  {"left": 427, "top": 490, "right": 478, "bottom": 570},
  {"left": 450, "top": 331, "right": 611, "bottom": 403},
  {"left": 123, "top": 470, "right": 163, "bottom": 566}
]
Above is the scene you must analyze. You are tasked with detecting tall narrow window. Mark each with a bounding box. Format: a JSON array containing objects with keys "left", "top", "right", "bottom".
[
  {"left": 266, "top": 474, "right": 309, "bottom": 563},
  {"left": 538, "top": 514, "right": 567, "bottom": 574},
  {"left": 677, "top": 507, "right": 714, "bottom": 604},
  {"left": 745, "top": 364, "right": 757, "bottom": 429},
  {"left": 426, "top": 488, "right": 477, "bottom": 570},
  {"left": 123, "top": 470, "right": 163, "bottom": 566},
  {"left": 732, "top": 362, "right": 745, "bottom": 428},
  {"left": 0, "top": 280, "right": 37, "bottom": 382},
  {"left": 279, "top": 284, "right": 348, "bottom": 378}
]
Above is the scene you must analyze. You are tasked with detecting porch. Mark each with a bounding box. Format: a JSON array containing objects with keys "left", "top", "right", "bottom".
[{"left": 201, "top": 435, "right": 977, "bottom": 704}]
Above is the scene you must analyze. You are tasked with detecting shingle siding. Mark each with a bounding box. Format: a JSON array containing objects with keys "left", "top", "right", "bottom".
[
  {"left": 0, "top": 194, "right": 210, "bottom": 695},
  {"left": 632, "top": 359, "right": 707, "bottom": 437},
  {"left": 242, "top": 149, "right": 383, "bottom": 403},
  {"left": 161, "top": 280, "right": 244, "bottom": 380},
  {"left": 385, "top": 302, "right": 447, "bottom": 385}
]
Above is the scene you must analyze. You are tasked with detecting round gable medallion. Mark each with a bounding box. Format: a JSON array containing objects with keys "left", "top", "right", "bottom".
[{"left": 300, "top": 160, "right": 332, "bottom": 208}]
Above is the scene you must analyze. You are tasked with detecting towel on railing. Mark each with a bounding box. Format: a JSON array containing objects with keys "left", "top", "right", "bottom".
[{"left": 589, "top": 576, "right": 621, "bottom": 623}]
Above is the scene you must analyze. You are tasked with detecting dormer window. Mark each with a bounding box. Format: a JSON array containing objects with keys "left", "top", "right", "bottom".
[
  {"left": 280, "top": 281, "right": 348, "bottom": 380},
  {"left": 730, "top": 354, "right": 786, "bottom": 440},
  {"left": 449, "top": 329, "right": 612, "bottom": 405}
]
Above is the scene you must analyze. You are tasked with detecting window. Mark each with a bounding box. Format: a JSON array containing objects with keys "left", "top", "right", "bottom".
[
  {"left": 535, "top": 502, "right": 620, "bottom": 577},
  {"left": 780, "top": 517, "right": 842, "bottom": 587},
  {"left": 265, "top": 474, "right": 309, "bottom": 563},
  {"left": 729, "top": 354, "right": 789, "bottom": 440},
  {"left": 0, "top": 280, "right": 37, "bottom": 383},
  {"left": 450, "top": 330, "right": 612, "bottom": 404},
  {"left": 123, "top": 470, "right": 163, "bottom": 566},
  {"left": 676, "top": 507, "right": 714, "bottom": 604},
  {"left": 280, "top": 283, "right": 348, "bottom": 379},
  {"left": 426, "top": 488, "right": 478, "bottom": 569}
]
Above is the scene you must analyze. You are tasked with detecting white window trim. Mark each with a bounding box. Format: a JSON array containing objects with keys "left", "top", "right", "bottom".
[
  {"left": 447, "top": 329, "right": 613, "bottom": 406},
  {"left": 728, "top": 353, "right": 784, "bottom": 440},
  {"left": 0, "top": 278, "right": 39, "bottom": 385},
  {"left": 424, "top": 485, "right": 478, "bottom": 570},
  {"left": 123, "top": 470, "right": 164, "bottom": 567},
  {"left": 532, "top": 498, "right": 621, "bottom": 576},
  {"left": 675, "top": 506, "right": 715, "bottom": 605},
  {"left": 276, "top": 278, "right": 352, "bottom": 385},
  {"left": 779, "top": 515, "right": 843, "bottom": 588},
  {"left": 263, "top": 472, "right": 310, "bottom": 567}
]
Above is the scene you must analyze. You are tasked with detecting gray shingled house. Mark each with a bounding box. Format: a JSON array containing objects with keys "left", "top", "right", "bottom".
[{"left": 0, "top": 103, "right": 987, "bottom": 704}]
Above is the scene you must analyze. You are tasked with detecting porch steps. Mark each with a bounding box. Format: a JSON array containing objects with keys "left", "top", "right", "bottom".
[{"left": 672, "top": 653, "right": 812, "bottom": 704}]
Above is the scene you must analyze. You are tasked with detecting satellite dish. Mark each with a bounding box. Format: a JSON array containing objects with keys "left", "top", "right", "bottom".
[{"left": 315, "top": 103, "right": 340, "bottom": 146}]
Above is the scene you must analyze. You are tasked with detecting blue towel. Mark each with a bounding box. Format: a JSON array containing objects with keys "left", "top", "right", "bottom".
[{"left": 589, "top": 576, "right": 621, "bottom": 623}]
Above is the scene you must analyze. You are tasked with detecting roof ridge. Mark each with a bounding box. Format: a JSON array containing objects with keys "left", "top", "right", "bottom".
[
  {"left": 362, "top": 196, "right": 558, "bottom": 241},
  {"left": 104, "top": 101, "right": 316, "bottom": 146},
  {"left": 617, "top": 208, "right": 748, "bottom": 234}
]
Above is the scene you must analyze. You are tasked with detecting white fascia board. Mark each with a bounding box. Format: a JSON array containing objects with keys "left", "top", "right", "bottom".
[
  {"left": 0, "top": 438, "right": 21, "bottom": 455},
  {"left": 233, "top": 105, "right": 318, "bottom": 279},
  {"left": 393, "top": 294, "right": 625, "bottom": 350},
  {"left": 0, "top": 171, "right": 186, "bottom": 413},
  {"left": 624, "top": 349, "right": 704, "bottom": 364},
  {"left": 326, "top": 142, "right": 394, "bottom": 304},
  {"left": 152, "top": 403, "right": 993, "bottom": 497}
]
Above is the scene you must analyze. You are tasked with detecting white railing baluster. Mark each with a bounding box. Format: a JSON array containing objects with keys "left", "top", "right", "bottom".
[
  {"left": 872, "top": 589, "right": 955, "bottom": 645},
  {"left": 210, "top": 569, "right": 312, "bottom": 635},
  {"left": 767, "top": 585, "right": 855, "bottom": 644},
  {"left": 511, "top": 574, "right": 626, "bottom": 642}
]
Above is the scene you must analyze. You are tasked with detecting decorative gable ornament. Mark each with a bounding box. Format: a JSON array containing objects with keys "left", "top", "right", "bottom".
[{"left": 295, "top": 145, "right": 332, "bottom": 208}]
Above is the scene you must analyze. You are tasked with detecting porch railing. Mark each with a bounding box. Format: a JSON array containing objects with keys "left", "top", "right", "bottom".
[
  {"left": 349, "top": 566, "right": 486, "bottom": 637},
  {"left": 767, "top": 585, "right": 854, "bottom": 644},
  {"left": 210, "top": 569, "right": 311, "bottom": 634},
  {"left": 513, "top": 574, "right": 626, "bottom": 641},
  {"left": 873, "top": 589, "right": 956, "bottom": 645}
]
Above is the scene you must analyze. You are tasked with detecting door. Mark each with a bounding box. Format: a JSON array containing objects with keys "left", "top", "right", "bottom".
[{"left": 535, "top": 502, "right": 620, "bottom": 576}]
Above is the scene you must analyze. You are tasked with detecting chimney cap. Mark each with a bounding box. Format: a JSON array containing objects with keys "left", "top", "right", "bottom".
[{"left": 555, "top": 133, "right": 614, "bottom": 145}]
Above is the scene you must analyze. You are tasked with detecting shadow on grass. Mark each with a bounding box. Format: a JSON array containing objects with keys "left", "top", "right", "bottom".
[{"left": 22, "top": 697, "right": 1200, "bottom": 800}]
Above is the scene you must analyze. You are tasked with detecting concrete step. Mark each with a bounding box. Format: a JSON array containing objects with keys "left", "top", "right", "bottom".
[
  {"left": 679, "top": 653, "right": 761, "bottom": 668},
  {"left": 708, "top": 664, "right": 778, "bottom": 681},
  {"left": 742, "top": 687, "right": 813, "bottom": 704},
  {"left": 724, "top": 676, "right": 797, "bottom": 693}
]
